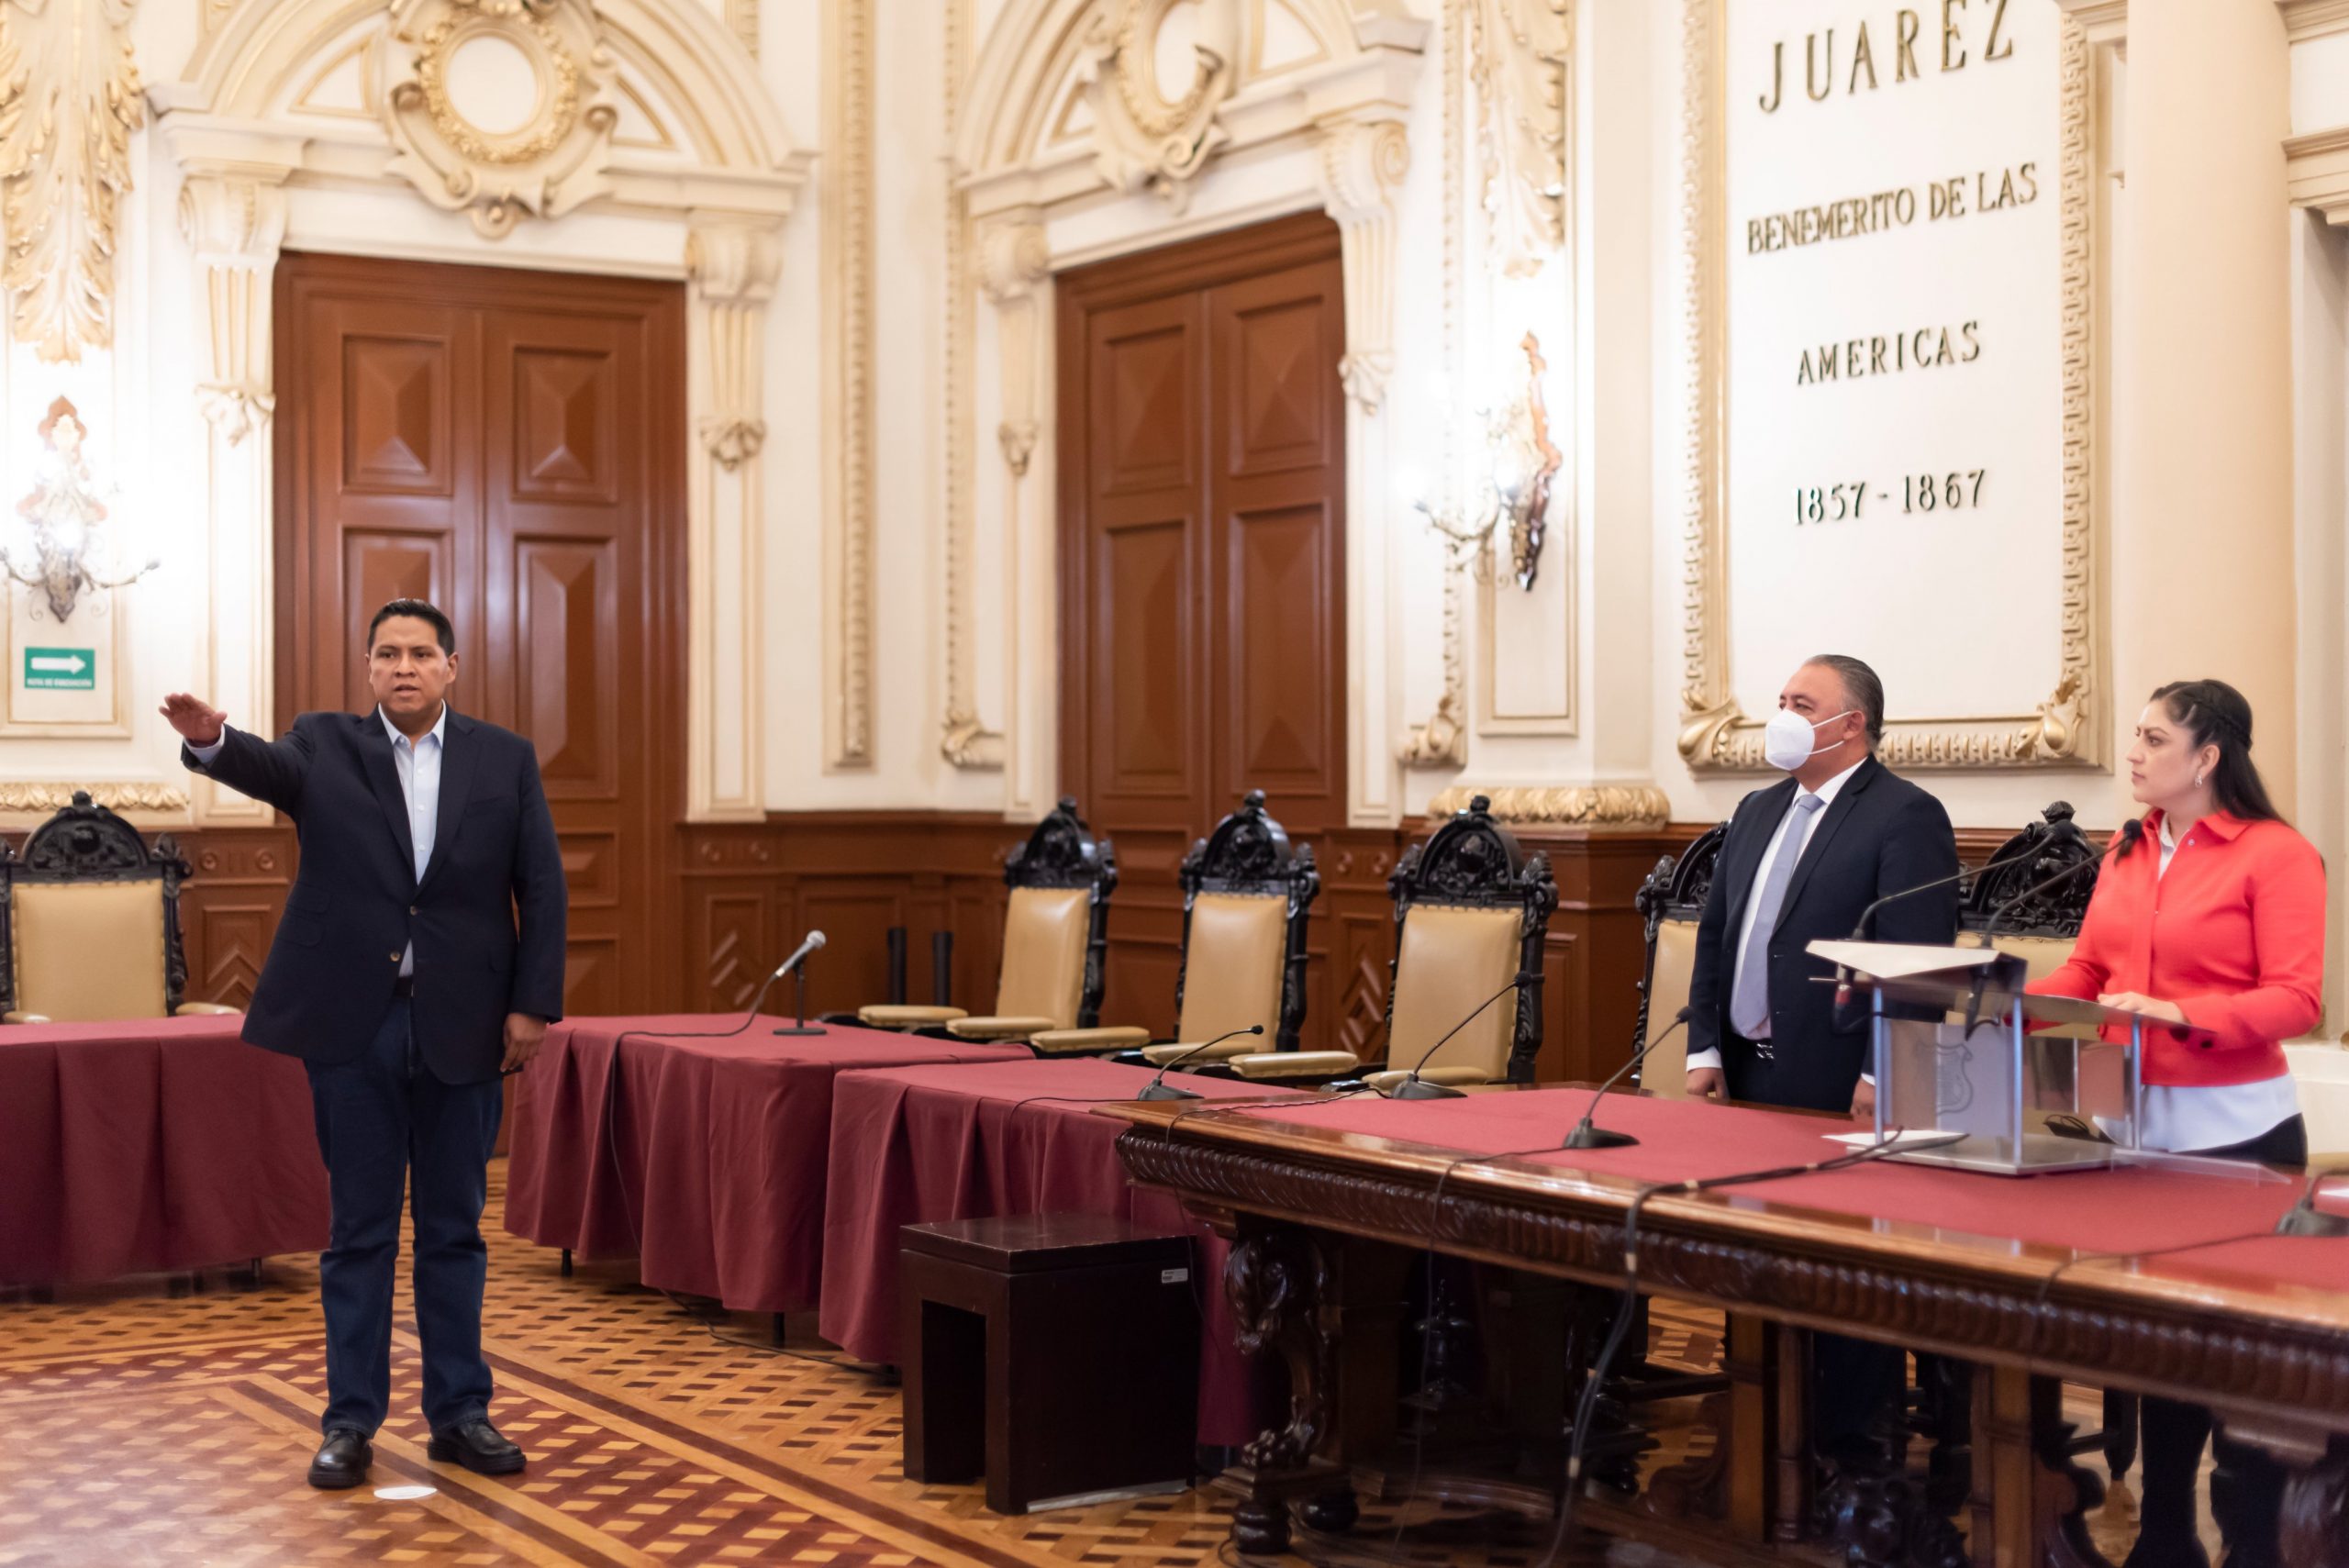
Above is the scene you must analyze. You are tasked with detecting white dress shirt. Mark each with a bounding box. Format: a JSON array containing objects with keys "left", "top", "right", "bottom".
[
  {"left": 1687, "top": 757, "right": 1866, "bottom": 1073},
  {"left": 2130, "top": 814, "right": 2301, "bottom": 1154},
  {"left": 190, "top": 704, "right": 447, "bottom": 975}
]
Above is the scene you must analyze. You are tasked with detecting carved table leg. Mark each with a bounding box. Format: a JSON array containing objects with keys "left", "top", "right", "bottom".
[
  {"left": 1775, "top": 1320, "right": 1813, "bottom": 1544},
  {"left": 2278, "top": 1440, "right": 2348, "bottom": 1568},
  {"left": 1219, "top": 1222, "right": 1358, "bottom": 1556},
  {"left": 1968, "top": 1364, "right": 2110, "bottom": 1568}
]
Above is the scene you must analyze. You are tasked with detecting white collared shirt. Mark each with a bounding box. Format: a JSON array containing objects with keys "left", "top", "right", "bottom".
[
  {"left": 1687, "top": 756, "right": 1867, "bottom": 1072},
  {"left": 383, "top": 704, "right": 448, "bottom": 975}
]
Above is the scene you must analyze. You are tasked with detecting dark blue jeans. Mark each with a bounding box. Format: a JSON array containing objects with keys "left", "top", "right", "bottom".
[{"left": 304, "top": 995, "right": 502, "bottom": 1436}]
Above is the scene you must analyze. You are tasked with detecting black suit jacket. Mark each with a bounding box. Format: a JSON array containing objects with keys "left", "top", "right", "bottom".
[
  {"left": 183, "top": 708, "right": 567, "bottom": 1084},
  {"left": 1685, "top": 755, "right": 1959, "bottom": 1112}
]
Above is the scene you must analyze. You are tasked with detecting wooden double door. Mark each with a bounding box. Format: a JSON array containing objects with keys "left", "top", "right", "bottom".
[
  {"left": 274, "top": 252, "right": 686, "bottom": 1018},
  {"left": 1056, "top": 214, "right": 1350, "bottom": 1032}
]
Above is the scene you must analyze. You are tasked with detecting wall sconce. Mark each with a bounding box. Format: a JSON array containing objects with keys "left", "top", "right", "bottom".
[
  {"left": 1, "top": 397, "right": 156, "bottom": 623},
  {"left": 1418, "top": 332, "right": 1561, "bottom": 591}
]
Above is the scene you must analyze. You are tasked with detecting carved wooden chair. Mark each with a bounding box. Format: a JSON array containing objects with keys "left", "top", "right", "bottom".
[
  {"left": 1, "top": 791, "right": 240, "bottom": 1025},
  {"left": 853, "top": 798, "right": 1118, "bottom": 1042},
  {"left": 1229, "top": 795, "right": 1557, "bottom": 1088},
  {"left": 1628, "top": 822, "right": 1729, "bottom": 1097},
  {"left": 1032, "top": 790, "right": 1319, "bottom": 1062},
  {"left": 1958, "top": 800, "right": 2099, "bottom": 975}
]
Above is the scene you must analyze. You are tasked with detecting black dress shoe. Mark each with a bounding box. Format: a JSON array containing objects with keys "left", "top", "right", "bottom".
[
  {"left": 428, "top": 1418, "right": 526, "bottom": 1475},
  {"left": 307, "top": 1429, "right": 373, "bottom": 1489}
]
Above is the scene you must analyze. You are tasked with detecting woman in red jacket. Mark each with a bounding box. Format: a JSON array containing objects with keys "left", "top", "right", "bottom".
[{"left": 2032, "top": 678, "right": 2324, "bottom": 1568}]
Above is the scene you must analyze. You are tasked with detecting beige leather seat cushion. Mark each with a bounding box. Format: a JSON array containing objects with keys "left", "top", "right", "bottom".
[
  {"left": 857, "top": 1004, "right": 968, "bottom": 1029},
  {"left": 1175, "top": 892, "right": 1286, "bottom": 1044},
  {"left": 11, "top": 881, "right": 170, "bottom": 1022},
  {"left": 1641, "top": 917, "right": 1700, "bottom": 1097},
  {"left": 994, "top": 885, "right": 1090, "bottom": 1030},
  {"left": 1386, "top": 905, "right": 1522, "bottom": 1080}
]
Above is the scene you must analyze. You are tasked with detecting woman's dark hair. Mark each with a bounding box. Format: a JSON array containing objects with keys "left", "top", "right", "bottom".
[{"left": 2119, "top": 678, "right": 2282, "bottom": 857}]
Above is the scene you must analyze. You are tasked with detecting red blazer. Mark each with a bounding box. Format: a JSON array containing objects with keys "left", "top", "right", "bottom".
[{"left": 2031, "top": 812, "right": 2325, "bottom": 1087}]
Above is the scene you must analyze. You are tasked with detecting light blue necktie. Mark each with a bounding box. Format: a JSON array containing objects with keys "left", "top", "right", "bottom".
[{"left": 1730, "top": 793, "right": 1824, "bottom": 1040}]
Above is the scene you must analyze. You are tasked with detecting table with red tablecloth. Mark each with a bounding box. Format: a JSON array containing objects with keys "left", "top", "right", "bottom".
[
  {"left": 0, "top": 1016, "right": 328, "bottom": 1286},
  {"left": 818, "top": 1056, "right": 1305, "bottom": 1447},
  {"left": 1209, "top": 1087, "right": 2349, "bottom": 1296},
  {"left": 503, "top": 1015, "right": 1031, "bottom": 1312}
]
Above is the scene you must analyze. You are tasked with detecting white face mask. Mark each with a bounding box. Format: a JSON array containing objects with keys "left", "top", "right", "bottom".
[{"left": 1763, "top": 706, "right": 1855, "bottom": 773}]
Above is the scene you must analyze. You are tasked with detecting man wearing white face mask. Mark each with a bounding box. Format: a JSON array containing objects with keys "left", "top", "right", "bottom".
[{"left": 1680, "top": 654, "right": 1958, "bottom": 1465}]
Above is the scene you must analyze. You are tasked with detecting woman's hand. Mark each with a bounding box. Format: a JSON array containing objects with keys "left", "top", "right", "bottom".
[{"left": 2097, "top": 991, "right": 2188, "bottom": 1026}]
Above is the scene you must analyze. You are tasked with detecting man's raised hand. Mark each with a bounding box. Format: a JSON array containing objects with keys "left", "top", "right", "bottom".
[{"left": 159, "top": 693, "right": 228, "bottom": 747}]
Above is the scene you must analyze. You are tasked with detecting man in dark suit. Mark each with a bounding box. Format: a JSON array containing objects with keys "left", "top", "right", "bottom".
[
  {"left": 161, "top": 598, "right": 566, "bottom": 1490},
  {"left": 1680, "top": 653, "right": 1959, "bottom": 1462}
]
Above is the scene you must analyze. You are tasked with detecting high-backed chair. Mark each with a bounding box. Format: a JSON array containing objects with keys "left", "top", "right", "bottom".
[
  {"left": 1628, "top": 823, "right": 1729, "bottom": 1098},
  {"left": 1031, "top": 790, "right": 1319, "bottom": 1061},
  {"left": 1959, "top": 800, "right": 2098, "bottom": 979},
  {"left": 1229, "top": 795, "right": 1558, "bottom": 1088},
  {"left": 1, "top": 791, "right": 240, "bottom": 1024},
  {"left": 854, "top": 798, "right": 1117, "bottom": 1041}
]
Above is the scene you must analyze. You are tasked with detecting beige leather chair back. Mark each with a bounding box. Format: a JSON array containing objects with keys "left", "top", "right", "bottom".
[
  {"left": 1175, "top": 892, "right": 1287, "bottom": 1045},
  {"left": 1640, "top": 916, "right": 1701, "bottom": 1097},
  {"left": 1386, "top": 905, "right": 1523, "bottom": 1079},
  {"left": 1985, "top": 931, "right": 2076, "bottom": 987},
  {"left": 11, "top": 881, "right": 171, "bottom": 1022},
  {"left": 995, "top": 885, "right": 1091, "bottom": 1029}
]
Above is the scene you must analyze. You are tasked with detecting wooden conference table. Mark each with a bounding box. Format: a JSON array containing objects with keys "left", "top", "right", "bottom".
[{"left": 1107, "top": 1084, "right": 2349, "bottom": 1567}]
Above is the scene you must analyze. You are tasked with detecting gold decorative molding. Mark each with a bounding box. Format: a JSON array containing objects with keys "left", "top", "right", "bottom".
[
  {"left": 178, "top": 173, "right": 287, "bottom": 447},
  {"left": 378, "top": 0, "right": 619, "bottom": 239},
  {"left": 1673, "top": 0, "right": 2108, "bottom": 773},
  {"left": 686, "top": 220, "right": 779, "bottom": 469},
  {"left": 1313, "top": 117, "right": 1409, "bottom": 413},
  {"left": 1424, "top": 783, "right": 1670, "bottom": 828},
  {"left": 1083, "top": 0, "right": 1241, "bottom": 209},
  {"left": 941, "top": 0, "right": 1005, "bottom": 773},
  {"left": 1468, "top": 0, "right": 1571, "bottom": 280},
  {"left": 2278, "top": 0, "right": 2349, "bottom": 43},
  {"left": 1400, "top": 0, "right": 1469, "bottom": 773},
  {"left": 725, "top": 0, "right": 757, "bottom": 56},
  {"left": 0, "top": 782, "right": 187, "bottom": 814},
  {"left": 2288, "top": 127, "right": 2349, "bottom": 226},
  {"left": 0, "top": 0, "right": 144, "bottom": 363},
  {"left": 822, "top": 0, "right": 876, "bottom": 768}
]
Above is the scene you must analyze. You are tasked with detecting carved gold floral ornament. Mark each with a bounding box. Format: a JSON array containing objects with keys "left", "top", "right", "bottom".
[
  {"left": 0, "top": 0, "right": 143, "bottom": 363},
  {"left": 378, "top": 0, "right": 618, "bottom": 239}
]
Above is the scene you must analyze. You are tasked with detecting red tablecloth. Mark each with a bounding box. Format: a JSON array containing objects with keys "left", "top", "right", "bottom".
[
  {"left": 0, "top": 1016, "right": 328, "bottom": 1286},
  {"left": 503, "top": 1016, "right": 1031, "bottom": 1311},
  {"left": 818, "top": 1058, "right": 1296, "bottom": 1447},
  {"left": 1226, "top": 1089, "right": 2349, "bottom": 1295}
]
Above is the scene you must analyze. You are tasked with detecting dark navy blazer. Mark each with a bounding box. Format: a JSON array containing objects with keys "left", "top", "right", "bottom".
[
  {"left": 184, "top": 708, "right": 566, "bottom": 1084},
  {"left": 1684, "top": 754, "right": 1960, "bottom": 1112}
]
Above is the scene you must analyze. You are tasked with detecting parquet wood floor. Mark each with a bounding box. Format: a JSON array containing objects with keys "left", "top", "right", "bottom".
[{"left": 0, "top": 1163, "right": 2187, "bottom": 1567}]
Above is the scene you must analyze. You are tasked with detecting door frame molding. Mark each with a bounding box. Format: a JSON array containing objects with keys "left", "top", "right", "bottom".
[
  {"left": 955, "top": 0, "right": 1424, "bottom": 827},
  {"left": 152, "top": 0, "right": 807, "bottom": 826}
]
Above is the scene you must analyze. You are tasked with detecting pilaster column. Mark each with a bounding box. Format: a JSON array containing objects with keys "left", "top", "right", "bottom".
[
  {"left": 178, "top": 168, "right": 287, "bottom": 826},
  {"left": 1315, "top": 117, "right": 1411, "bottom": 823},
  {"left": 685, "top": 217, "right": 783, "bottom": 821}
]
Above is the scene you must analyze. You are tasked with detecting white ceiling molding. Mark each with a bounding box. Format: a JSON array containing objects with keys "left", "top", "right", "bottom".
[{"left": 0, "top": 0, "right": 145, "bottom": 363}]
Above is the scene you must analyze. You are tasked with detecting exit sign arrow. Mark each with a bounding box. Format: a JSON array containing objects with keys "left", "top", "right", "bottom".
[{"left": 28, "top": 652, "right": 87, "bottom": 674}]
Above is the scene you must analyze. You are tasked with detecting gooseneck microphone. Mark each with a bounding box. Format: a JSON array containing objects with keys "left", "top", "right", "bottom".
[
  {"left": 770, "top": 929, "right": 829, "bottom": 1037},
  {"left": 1134, "top": 1024, "right": 1266, "bottom": 1102},
  {"left": 1389, "top": 974, "right": 1531, "bottom": 1101},
  {"left": 1846, "top": 841, "right": 2049, "bottom": 943},
  {"left": 1560, "top": 1006, "right": 1696, "bottom": 1151}
]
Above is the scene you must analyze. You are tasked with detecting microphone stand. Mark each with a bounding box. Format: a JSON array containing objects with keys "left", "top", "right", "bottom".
[
  {"left": 1390, "top": 974, "right": 1530, "bottom": 1101},
  {"left": 1134, "top": 1024, "right": 1266, "bottom": 1101},
  {"left": 770, "top": 933, "right": 829, "bottom": 1037},
  {"left": 1561, "top": 1009, "right": 1694, "bottom": 1151}
]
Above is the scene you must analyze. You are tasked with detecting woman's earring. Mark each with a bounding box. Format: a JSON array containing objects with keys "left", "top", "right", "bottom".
[{"left": 2195, "top": 772, "right": 2207, "bottom": 788}]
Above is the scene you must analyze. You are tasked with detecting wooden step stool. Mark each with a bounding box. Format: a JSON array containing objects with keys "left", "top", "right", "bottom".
[{"left": 899, "top": 1213, "right": 1199, "bottom": 1513}]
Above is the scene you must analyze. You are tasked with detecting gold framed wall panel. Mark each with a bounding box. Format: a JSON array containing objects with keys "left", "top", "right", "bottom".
[{"left": 1673, "top": 0, "right": 2109, "bottom": 773}]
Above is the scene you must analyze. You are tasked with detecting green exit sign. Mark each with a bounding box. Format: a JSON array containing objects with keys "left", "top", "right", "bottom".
[{"left": 24, "top": 647, "right": 95, "bottom": 690}]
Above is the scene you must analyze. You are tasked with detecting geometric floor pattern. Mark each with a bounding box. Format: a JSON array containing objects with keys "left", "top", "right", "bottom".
[{"left": 0, "top": 1162, "right": 2196, "bottom": 1566}]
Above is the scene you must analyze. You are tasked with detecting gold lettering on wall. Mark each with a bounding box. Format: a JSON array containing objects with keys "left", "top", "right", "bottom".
[{"left": 1757, "top": 1, "right": 2015, "bottom": 114}]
